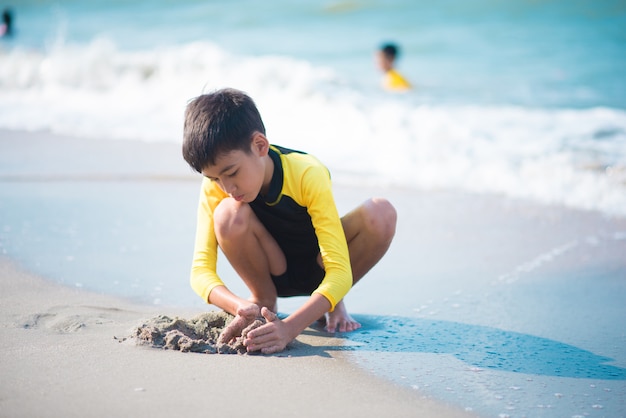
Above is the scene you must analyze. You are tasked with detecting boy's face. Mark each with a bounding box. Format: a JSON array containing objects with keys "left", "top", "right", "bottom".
[
  {"left": 375, "top": 51, "right": 393, "bottom": 72},
  {"left": 201, "top": 134, "right": 270, "bottom": 203}
]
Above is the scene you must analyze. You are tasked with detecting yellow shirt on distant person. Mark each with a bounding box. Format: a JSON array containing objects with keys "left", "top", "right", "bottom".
[{"left": 383, "top": 69, "right": 411, "bottom": 92}]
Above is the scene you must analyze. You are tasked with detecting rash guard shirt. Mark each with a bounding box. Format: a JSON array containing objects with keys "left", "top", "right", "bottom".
[{"left": 189, "top": 145, "right": 353, "bottom": 311}]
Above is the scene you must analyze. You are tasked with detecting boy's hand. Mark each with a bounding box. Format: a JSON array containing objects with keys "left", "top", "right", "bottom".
[
  {"left": 218, "top": 303, "right": 260, "bottom": 345},
  {"left": 244, "top": 307, "right": 292, "bottom": 354}
]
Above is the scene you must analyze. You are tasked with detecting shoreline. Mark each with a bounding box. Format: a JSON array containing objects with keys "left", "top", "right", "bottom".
[{"left": 1, "top": 129, "right": 625, "bottom": 416}]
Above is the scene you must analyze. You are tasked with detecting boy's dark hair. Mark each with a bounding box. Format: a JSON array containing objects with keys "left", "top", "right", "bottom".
[
  {"left": 380, "top": 43, "right": 399, "bottom": 60},
  {"left": 182, "top": 88, "right": 266, "bottom": 173}
]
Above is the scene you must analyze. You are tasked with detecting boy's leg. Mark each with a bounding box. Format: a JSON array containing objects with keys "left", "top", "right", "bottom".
[
  {"left": 342, "top": 197, "right": 397, "bottom": 282},
  {"left": 326, "top": 197, "right": 397, "bottom": 332},
  {"left": 214, "top": 197, "right": 286, "bottom": 312}
]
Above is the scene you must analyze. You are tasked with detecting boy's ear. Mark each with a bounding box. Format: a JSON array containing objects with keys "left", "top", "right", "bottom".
[{"left": 251, "top": 132, "right": 270, "bottom": 156}]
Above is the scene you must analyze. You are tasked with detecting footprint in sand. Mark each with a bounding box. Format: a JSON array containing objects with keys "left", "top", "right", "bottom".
[{"left": 18, "top": 305, "right": 127, "bottom": 333}]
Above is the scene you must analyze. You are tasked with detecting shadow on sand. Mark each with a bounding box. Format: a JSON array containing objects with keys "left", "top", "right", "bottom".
[{"left": 295, "top": 315, "right": 625, "bottom": 380}]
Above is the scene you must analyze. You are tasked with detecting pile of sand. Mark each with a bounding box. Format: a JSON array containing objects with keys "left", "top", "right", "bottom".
[{"left": 131, "top": 311, "right": 266, "bottom": 355}]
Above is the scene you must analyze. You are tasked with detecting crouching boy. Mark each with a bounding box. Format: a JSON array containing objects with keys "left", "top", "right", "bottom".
[{"left": 182, "top": 88, "right": 397, "bottom": 354}]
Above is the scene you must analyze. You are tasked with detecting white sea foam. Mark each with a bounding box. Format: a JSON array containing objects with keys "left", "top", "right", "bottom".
[{"left": 1, "top": 39, "right": 625, "bottom": 216}]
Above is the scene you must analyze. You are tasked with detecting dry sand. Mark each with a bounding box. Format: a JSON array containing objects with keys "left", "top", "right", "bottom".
[{"left": 0, "top": 258, "right": 474, "bottom": 418}]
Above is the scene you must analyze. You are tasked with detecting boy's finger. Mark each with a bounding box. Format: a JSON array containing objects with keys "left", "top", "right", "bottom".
[
  {"left": 218, "top": 320, "right": 243, "bottom": 344},
  {"left": 217, "top": 328, "right": 235, "bottom": 344},
  {"left": 260, "top": 307, "right": 277, "bottom": 322}
]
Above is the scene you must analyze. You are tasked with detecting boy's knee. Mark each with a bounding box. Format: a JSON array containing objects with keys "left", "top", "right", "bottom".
[
  {"left": 363, "top": 198, "right": 397, "bottom": 240},
  {"left": 213, "top": 198, "right": 253, "bottom": 240}
]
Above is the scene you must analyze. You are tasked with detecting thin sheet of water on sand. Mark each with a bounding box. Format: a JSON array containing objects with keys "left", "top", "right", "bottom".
[{"left": 330, "top": 190, "right": 626, "bottom": 417}]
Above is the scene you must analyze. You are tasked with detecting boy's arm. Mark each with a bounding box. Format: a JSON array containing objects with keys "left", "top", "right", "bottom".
[
  {"left": 305, "top": 165, "right": 353, "bottom": 310},
  {"left": 190, "top": 179, "right": 233, "bottom": 305},
  {"left": 208, "top": 285, "right": 254, "bottom": 316}
]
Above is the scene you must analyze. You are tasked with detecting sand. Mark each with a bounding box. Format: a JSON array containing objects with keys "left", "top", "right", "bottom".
[
  {"left": 130, "top": 311, "right": 267, "bottom": 354},
  {"left": 0, "top": 258, "right": 473, "bottom": 418}
]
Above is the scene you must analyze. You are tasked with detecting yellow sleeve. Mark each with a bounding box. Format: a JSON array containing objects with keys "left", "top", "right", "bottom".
[
  {"left": 189, "top": 177, "right": 229, "bottom": 303},
  {"left": 296, "top": 163, "right": 353, "bottom": 311}
]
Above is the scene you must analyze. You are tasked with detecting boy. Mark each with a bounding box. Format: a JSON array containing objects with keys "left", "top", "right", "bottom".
[
  {"left": 182, "top": 88, "right": 397, "bottom": 354},
  {"left": 376, "top": 42, "right": 412, "bottom": 92}
]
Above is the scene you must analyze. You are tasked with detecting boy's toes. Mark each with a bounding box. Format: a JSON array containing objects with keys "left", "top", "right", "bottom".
[
  {"left": 325, "top": 321, "right": 338, "bottom": 333},
  {"left": 339, "top": 320, "right": 360, "bottom": 333},
  {"left": 349, "top": 320, "right": 362, "bottom": 332},
  {"left": 326, "top": 318, "right": 362, "bottom": 333}
]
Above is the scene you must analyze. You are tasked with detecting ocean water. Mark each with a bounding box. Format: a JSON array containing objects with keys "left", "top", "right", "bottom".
[{"left": 1, "top": 0, "right": 625, "bottom": 216}]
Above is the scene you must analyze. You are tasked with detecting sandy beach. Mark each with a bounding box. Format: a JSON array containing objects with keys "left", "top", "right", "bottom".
[
  {"left": 0, "top": 130, "right": 475, "bottom": 418},
  {"left": 0, "top": 256, "right": 473, "bottom": 418},
  {"left": 1, "top": 130, "right": 625, "bottom": 417}
]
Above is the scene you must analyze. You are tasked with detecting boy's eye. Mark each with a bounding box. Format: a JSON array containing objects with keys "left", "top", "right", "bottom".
[{"left": 227, "top": 170, "right": 238, "bottom": 178}]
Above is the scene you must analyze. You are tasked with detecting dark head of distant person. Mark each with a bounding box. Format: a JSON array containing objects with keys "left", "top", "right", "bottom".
[{"left": 1, "top": 8, "right": 14, "bottom": 38}]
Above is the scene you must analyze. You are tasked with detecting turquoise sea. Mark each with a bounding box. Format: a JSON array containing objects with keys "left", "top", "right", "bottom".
[
  {"left": 5, "top": 0, "right": 626, "bottom": 108},
  {"left": 1, "top": 0, "right": 626, "bottom": 215}
]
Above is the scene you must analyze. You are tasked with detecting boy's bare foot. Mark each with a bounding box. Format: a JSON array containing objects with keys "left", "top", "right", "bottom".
[{"left": 324, "top": 300, "right": 361, "bottom": 333}]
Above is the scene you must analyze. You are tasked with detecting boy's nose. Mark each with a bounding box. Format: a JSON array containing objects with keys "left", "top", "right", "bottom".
[{"left": 222, "top": 181, "right": 235, "bottom": 195}]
